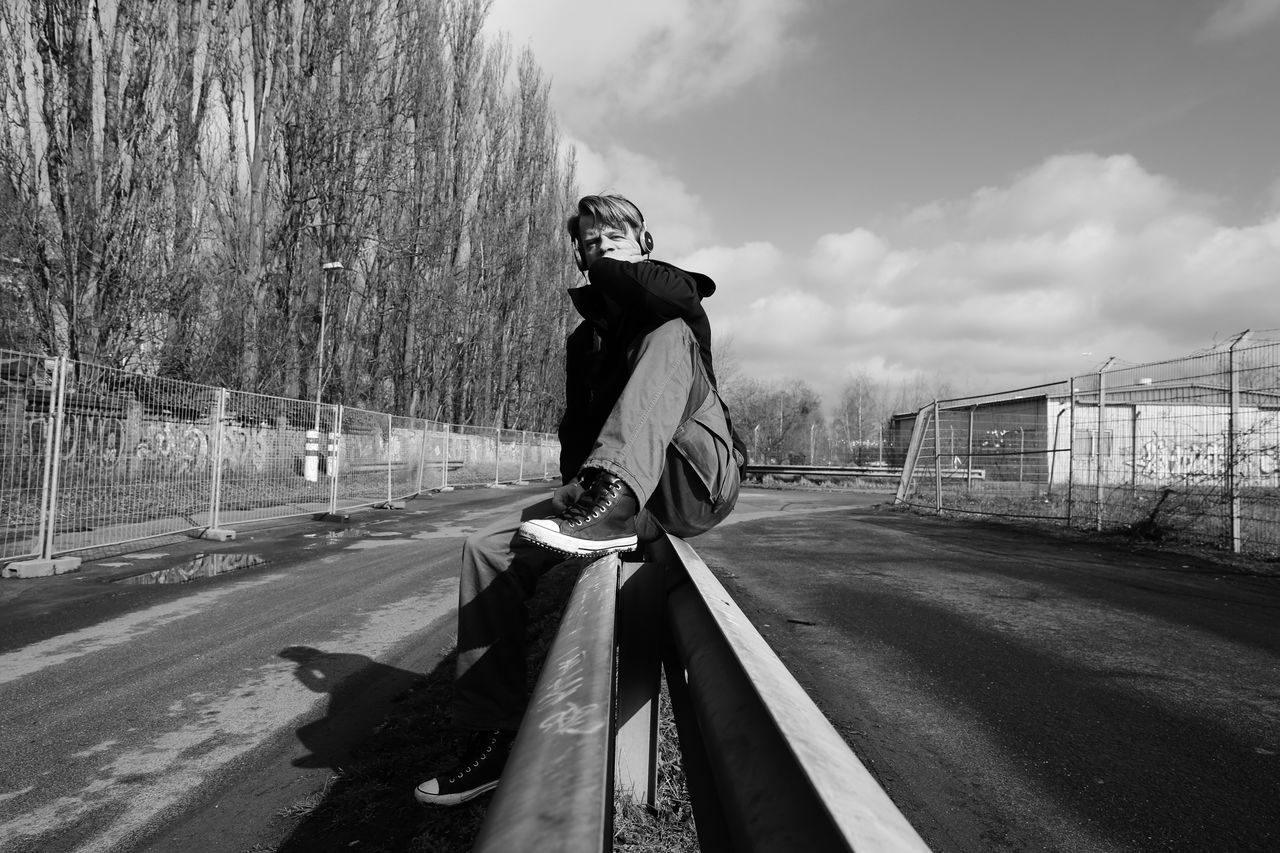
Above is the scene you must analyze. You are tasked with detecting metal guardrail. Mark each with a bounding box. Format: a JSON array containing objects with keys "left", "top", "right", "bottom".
[
  {"left": 475, "top": 537, "right": 933, "bottom": 853},
  {"left": 748, "top": 464, "right": 983, "bottom": 482},
  {"left": 747, "top": 464, "right": 904, "bottom": 480},
  {"left": 474, "top": 554, "right": 621, "bottom": 851}
]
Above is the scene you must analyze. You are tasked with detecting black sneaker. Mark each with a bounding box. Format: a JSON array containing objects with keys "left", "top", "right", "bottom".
[
  {"left": 414, "top": 729, "right": 515, "bottom": 806},
  {"left": 518, "top": 470, "right": 639, "bottom": 556}
]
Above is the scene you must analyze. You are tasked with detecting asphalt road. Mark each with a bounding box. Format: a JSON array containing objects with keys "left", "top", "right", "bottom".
[
  {"left": 0, "top": 484, "right": 1277, "bottom": 852},
  {"left": 0, "top": 486, "right": 524, "bottom": 853},
  {"left": 695, "top": 495, "right": 1280, "bottom": 852}
]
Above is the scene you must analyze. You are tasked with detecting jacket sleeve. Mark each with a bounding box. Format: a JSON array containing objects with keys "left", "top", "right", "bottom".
[{"left": 586, "top": 257, "right": 700, "bottom": 322}]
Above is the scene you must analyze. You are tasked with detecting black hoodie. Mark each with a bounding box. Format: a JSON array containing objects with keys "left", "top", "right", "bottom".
[{"left": 558, "top": 256, "right": 721, "bottom": 481}]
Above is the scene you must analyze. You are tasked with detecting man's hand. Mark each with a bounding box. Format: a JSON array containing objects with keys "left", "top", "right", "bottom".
[
  {"left": 551, "top": 478, "right": 586, "bottom": 512},
  {"left": 607, "top": 240, "right": 646, "bottom": 264}
]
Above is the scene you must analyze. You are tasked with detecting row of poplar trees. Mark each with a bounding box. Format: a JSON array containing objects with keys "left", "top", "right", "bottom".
[{"left": 0, "top": 0, "right": 580, "bottom": 431}]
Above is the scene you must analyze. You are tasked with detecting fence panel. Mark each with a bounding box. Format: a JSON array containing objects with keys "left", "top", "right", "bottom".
[
  {"left": 897, "top": 387, "right": 1071, "bottom": 523},
  {"left": 446, "top": 424, "right": 496, "bottom": 487},
  {"left": 1069, "top": 352, "right": 1235, "bottom": 544},
  {"left": 1, "top": 351, "right": 57, "bottom": 563},
  {"left": 1235, "top": 340, "right": 1280, "bottom": 553},
  {"left": 207, "top": 389, "right": 336, "bottom": 529},
  {"left": 44, "top": 361, "right": 224, "bottom": 554},
  {"left": 897, "top": 337, "right": 1280, "bottom": 558},
  {"left": 336, "top": 406, "right": 395, "bottom": 507},
  {"left": 0, "top": 348, "right": 561, "bottom": 570}
]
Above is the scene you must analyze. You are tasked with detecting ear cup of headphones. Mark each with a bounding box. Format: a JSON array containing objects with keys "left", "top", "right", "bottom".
[
  {"left": 573, "top": 239, "right": 588, "bottom": 271},
  {"left": 639, "top": 230, "right": 654, "bottom": 255}
]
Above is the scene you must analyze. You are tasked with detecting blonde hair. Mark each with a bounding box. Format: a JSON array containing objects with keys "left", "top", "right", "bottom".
[{"left": 566, "top": 194, "right": 646, "bottom": 242}]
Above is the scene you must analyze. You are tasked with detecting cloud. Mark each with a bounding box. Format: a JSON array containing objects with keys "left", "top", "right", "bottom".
[
  {"left": 1198, "top": 0, "right": 1280, "bottom": 42},
  {"left": 485, "top": 0, "right": 805, "bottom": 123},
  {"left": 566, "top": 136, "right": 715, "bottom": 255},
  {"left": 677, "top": 154, "right": 1280, "bottom": 408}
]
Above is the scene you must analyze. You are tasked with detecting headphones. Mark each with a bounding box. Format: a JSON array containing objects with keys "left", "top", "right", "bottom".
[{"left": 573, "top": 220, "right": 655, "bottom": 271}]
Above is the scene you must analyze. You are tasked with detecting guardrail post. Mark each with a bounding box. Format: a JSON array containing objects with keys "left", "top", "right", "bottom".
[{"left": 614, "top": 559, "right": 663, "bottom": 806}]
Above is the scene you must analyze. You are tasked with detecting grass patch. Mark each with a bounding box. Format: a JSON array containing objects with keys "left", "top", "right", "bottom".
[{"left": 613, "top": 680, "right": 699, "bottom": 852}]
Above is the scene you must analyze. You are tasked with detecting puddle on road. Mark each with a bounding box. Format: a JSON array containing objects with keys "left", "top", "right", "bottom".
[
  {"left": 115, "top": 553, "right": 268, "bottom": 585},
  {"left": 301, "top": 529, "right": 371, "bottom": 542}
]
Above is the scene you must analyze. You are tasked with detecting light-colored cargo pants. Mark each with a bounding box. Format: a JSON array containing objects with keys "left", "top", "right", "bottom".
[{"left": 451, "top": 319, "right": 740, "bottom": 729}]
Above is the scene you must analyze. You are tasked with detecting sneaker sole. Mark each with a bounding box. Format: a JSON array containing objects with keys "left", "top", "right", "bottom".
[
  {"left": 414, "top": 778, "right": 500, "bottom": 806},
  {"left": 517, "top": 523, "right": 638, "bottom": 557}
]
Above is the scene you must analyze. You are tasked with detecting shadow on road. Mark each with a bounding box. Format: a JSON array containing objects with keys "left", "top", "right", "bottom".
[{"left": 271, "top": 561, "right": 582, "bottom": 853}]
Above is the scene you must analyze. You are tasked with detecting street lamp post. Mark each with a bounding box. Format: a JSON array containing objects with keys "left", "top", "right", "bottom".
[
  {"left": 306, "top": 260, "right": 345, "bottom": 482},
  {"left": 315, "top": 261, "right": 344, "bottom": 430}
]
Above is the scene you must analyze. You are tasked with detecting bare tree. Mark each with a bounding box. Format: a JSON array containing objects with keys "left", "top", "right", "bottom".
[{"left": 1, "top": 0, "right": 578, "bottom": 431}]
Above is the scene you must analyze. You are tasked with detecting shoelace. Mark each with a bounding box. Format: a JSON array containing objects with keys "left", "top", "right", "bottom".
[
  {"left": 447, "top": 741, "right": 497, "bottom": 782},
  {"left": 562, "top": 479, "right": 621, "bottom": 524}
]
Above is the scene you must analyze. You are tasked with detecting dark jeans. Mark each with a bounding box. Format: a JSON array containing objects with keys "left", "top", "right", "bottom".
[{"left": 452, "top": 319, "right": 740, "bottom": 729}]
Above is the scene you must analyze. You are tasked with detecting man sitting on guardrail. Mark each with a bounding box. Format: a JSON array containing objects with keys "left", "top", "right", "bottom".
[{"left": 414, "top": 193, "right": 746, "bottom": 806}]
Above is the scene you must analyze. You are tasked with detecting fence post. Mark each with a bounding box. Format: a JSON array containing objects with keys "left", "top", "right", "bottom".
[
  {"left": 385, "top": 412, "right": 394, "bottom": 504},
  {"left": 966, "top": 406, "right": 975, "bottom": 493},
  {"left": 1130, "top": 406, "right": 1139, "bottom": 497},
  {"left": 518, "top": 429, "right": 527, "bottom": 483},
  {"left": 1228, "top": 331, "right": 1250, "bottom": 552},
  {"left": 416, "top": 419, "right": 428, "bottom": 494},
  {"left": 200, "top": 388, "right": 235, "bottom": 541},
  {"left": 442, "top": 425, "right": 450, "bottom": 490},
  {"left": 1067, "top": 377, "right": 1076, "bottom": 528},
  {"left": 3, "top": 357, "right": 81, "bottom": 578},
  {"left": 933, "top": 400, "right": 941, "bottom": 511},
  {"left": 39, "top": 357, "right": 69, "bottom": 561},
  {"left": 31, "top": 358, "right": 61, "bottom": 561},
  {"left": 328, "top": 405, "right": 343, "bottom": 516},
  {"left": 1096, "top": 358, "right": 1114, "bottom": 532}
]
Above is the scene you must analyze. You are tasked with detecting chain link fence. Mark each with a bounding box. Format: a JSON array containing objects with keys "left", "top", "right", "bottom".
[
  {"left": 895, "top": 335, "right": 1280, "bottom": 558},
  {"left": 0, "top": 349, "right": 558, "bottom": 575}
]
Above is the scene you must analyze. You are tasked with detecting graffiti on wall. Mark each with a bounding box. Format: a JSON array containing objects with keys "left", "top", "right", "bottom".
[
  {"left": 1136, "top": 436, "right": 1225, "bottom": 481},
  {"left": 1134, "top": 432, "right": 1279, "bottom": 484},
  {"left": 15, "top": 409, "right": 301, "bottom": 478}
]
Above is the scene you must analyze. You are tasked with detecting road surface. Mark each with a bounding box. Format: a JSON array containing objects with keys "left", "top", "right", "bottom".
[{"left": 1, "top": 485, "right": 1276, "bottom": 851}]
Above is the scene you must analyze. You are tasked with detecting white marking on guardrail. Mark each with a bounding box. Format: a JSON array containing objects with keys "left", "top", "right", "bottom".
[{"left": 535, "top": 648, "right": 606, "bottom": 736}]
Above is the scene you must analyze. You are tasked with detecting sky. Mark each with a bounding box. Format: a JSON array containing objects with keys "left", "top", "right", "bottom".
[{"left": 484, "top": 0, "right": 1280, "bottom": 409}]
